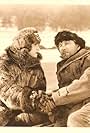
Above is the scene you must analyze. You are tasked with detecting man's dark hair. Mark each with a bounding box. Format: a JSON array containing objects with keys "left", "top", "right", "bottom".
[{"left": 55, "top": 31, "right": 85, "bottom": 48}]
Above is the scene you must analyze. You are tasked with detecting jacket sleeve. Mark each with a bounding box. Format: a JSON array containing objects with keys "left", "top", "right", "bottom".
[
  {"left": 0, "top": 64, "right": 24, "bottom": 110},
  {"left": 52, "top": 67, "right": 90, "bottom": 106},
  {"left": 30, "top": 68, "right": 46, "bottom": 91}
]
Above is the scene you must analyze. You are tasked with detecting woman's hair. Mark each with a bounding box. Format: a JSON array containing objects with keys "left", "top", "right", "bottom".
[
  {"left": 55, "top": 30, "right": 85, "bottom": 48},
  {"left": 6, "top": 27, "right": 41, "bottom": 66},
  {"left": 11, "top": 27, "right": 41, "bottom": 51}
]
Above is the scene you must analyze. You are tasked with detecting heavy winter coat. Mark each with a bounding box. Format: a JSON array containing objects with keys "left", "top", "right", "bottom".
[
  {"left": 0, "top": 50, "right": 46, "bottom": 111},
  {"left": 52, "top": 48, "right": 90, "bottom": 106}
]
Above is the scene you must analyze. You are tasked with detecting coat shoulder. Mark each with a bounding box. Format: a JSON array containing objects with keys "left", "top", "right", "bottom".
[
  {"left": 86, "top": 52, "right": 90, "bottom": 60},
  {"left": 57, "top": 60, "right": 66, "bottom": 69}
]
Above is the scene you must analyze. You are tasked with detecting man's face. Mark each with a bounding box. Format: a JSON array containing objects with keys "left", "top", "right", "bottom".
[
  {"left": 29, "top": 43, "right": 40, "bottom": 58},
  {"left": 58, "top": 40, "right": 80, "bottom": 59}
]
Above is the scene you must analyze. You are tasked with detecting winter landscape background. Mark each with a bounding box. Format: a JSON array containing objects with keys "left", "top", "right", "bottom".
[{"left": 0, "top": 3, "right": 90, "bottom": 91}]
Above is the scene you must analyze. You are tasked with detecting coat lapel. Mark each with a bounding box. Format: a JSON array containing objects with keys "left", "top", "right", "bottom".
[{"left": 58, "top": 49, "right": 90, "bottom": 72}]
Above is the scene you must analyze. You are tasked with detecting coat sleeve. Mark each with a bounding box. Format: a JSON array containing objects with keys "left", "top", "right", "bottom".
[
  {"left": 0, "top": 64, "right": 24, "bottom": 110},
  {"left": 0, "top": 63, "right": 46, "bottom": 110},
  {"left": 30, "top": 68, "right": 46, "bottom": 91},
  {"left": 52, "top": 67, "right": 90, "bottom": 106}
]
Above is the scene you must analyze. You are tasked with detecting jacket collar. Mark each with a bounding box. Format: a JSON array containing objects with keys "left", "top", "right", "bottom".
[
  {"left": 58, "top": 48, "right": 90, "bottom": 72},
  {"left": 6, "top": 47, "right": 42, "bottom": 70}
]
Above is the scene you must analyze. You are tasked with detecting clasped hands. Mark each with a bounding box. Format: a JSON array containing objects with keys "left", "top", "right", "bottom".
[
  {"left": 31, "top": 86, "right": 69, "bottom": 114},
  {"left": 30, "top": 90, "right": 56, "bottom": 115}
]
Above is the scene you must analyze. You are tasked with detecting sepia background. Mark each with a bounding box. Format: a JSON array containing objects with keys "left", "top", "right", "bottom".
[{"left": 0, "top": 0, "right": 90, "bottom": 92}]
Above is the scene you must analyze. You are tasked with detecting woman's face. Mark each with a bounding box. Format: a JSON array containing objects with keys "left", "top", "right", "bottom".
[
  {"left": 29, "top": 43, "right": 40, "bottom": 58},
  {"left": 58, "top": 40, "right": 80, "bottom": 59}
]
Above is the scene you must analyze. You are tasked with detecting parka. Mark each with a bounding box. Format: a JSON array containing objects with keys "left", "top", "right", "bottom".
[
  {"left": 0, "top": 27, "right": 46, "bottom": 112},
  {"left": 52, "top": 48, "right": 90, "bottom": 106}
]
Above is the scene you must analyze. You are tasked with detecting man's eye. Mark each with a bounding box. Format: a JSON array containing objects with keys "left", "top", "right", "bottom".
[{"left": 65, "top": 42, "right": 69, "bottom": 45}]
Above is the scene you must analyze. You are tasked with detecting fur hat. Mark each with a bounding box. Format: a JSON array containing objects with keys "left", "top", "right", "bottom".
[
  {"left": 11, "top": 27, "right": 41, "bottom": 51},
  {"left": 55, "top": 30, "right": 85, "bottom": 48},
  {"left": 6, "top": 27, "right": 41, "bottom": 68}
]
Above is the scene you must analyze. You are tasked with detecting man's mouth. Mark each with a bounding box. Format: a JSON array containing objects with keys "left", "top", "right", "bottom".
[
  {"left": 61, "top": 52, "right": 66, "bottom": 56},
  {"left": 60, "top": 51, "right": 69, "bottom": 59}
]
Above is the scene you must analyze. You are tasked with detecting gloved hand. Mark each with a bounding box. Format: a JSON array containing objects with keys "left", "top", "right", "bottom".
[
  {"left": 34, "top": 92, "right": 57, "bottom": 123},
  {"left": 20, "top": 87, "right": 37, "bottom": 113},
  {"left": 20, "top": 88, "right": 56, "bottom": 123},
  {"left": 20, "top": 87, "right": 46, "bottom": 113},
  {"left": 35, "top": 92, "right": 56, "bottom": 114}
]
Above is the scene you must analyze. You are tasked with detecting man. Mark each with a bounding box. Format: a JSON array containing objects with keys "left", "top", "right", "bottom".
[
  {"left": 0, "top": 27, "right": 49, "bottom": 126},
  {"left": 38, "top": 31, "right": 90, "bottom": 127}
]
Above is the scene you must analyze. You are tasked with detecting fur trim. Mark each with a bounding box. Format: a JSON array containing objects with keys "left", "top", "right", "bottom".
[{"left": 6, "top": 47, "right": 42, "bottom": 69}]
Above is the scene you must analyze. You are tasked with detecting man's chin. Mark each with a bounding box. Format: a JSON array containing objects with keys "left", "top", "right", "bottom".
[
  {"left": 60, "top": 55, "right": 69, "bottom": 60},
  {"left": 61, "top": 53, "right": 71, "bottom": 59}
]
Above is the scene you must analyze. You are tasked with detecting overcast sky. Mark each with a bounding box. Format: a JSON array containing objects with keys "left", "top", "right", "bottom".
[{"left": 0, "top": 0, "right": 90, "bottom": 5}]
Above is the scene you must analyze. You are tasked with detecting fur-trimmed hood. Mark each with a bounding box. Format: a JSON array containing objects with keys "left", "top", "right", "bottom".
[
  {"left": 6, "top": 47, "right": 42, "bottom": 70},
  {"left": 5, "top": 27, "right": 42, "bottom": 69}
]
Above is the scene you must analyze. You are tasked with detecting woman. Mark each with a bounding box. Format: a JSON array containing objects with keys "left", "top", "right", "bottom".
[{"left": 0, "top": 27, "right": 49, "bottom": 126}]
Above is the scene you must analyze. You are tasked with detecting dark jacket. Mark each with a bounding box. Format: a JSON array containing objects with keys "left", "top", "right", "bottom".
[
  {"left": 52, "top": 48, "right": 90, "bottom": 106},
  {"left": 57, "top": 48, "right": 90, "bottom": 88},
  {"left": 0, "top": 50, "right": 46, "bottom": 111}
]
